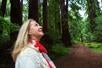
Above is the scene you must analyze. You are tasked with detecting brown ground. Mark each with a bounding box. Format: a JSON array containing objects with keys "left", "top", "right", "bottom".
[{"left": 54, "top": 44, "right": 102, "bottom": 68}]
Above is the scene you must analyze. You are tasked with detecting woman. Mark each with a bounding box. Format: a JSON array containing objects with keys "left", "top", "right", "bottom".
[{"left": 12, "top": 19, "right": 56, "bottom": 68}]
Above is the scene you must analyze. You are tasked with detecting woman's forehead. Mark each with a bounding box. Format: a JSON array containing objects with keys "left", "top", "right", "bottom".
[{"left": 30, "top": 20, "right": 38, "bottom": 25}]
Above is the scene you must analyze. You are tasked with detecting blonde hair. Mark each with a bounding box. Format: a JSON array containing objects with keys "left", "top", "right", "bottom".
[{"left": 12, "top": 19, "right": 34, "bottom": 61}]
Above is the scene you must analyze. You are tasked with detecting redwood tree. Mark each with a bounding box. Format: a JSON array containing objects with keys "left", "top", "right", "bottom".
[
  {"left": 60, "top": 0, "right": 71, "bottom": 46},
  {"left": 28, "top": 0, "right": 38, "bottom": 22},
  {"left": 10, "top": 0, "right": 23, "bottom": 47},
  {"left": 10, "top": 0, "right": 22, "bottom": 25}
]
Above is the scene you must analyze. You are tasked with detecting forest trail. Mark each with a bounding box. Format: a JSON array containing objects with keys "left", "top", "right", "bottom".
[{"left": 54, "top": 45, "right": 102, "bottom": 68}]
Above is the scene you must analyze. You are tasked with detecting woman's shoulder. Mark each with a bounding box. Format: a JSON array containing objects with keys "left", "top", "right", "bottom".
[
  {"left": 18, "top": 44, "right": 39, "bottom": 58},
  {"left": 15, "top": 46, "right": 42, "bottom": 68}
]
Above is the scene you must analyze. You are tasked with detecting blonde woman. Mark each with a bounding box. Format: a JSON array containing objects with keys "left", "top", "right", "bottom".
[{"left": 12, "top": 19, "right": 56, "bottom": 68}]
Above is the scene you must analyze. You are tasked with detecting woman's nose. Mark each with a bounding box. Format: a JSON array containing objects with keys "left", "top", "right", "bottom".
[{"left": 39, "top": 25, "right": 43, "bottom": 29}]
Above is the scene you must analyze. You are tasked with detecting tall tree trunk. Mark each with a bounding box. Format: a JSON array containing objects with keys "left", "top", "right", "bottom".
[
  {"left": 10, "top": 0, "right": 23, "bottom": 47},
  {"left": 28, "top": 0, "right": 38, "bottom": 22},
  {"left": 10, "top": 0, "right": 22, "bottom": 25},
  {"left": 42, "top": 0, "right": 52, "bottom": 49},
  {"left": 55, "top": 0, "right": 61, "bottom": 39},
  {"left": 0, "top": 0, "right": 7, "bottom": 17},
  {"left": 87, "top": 0, "right": 99, "bottom": 32},
  {"left": 43, "top": 0, "right": 48, "bottom": 32},
  {"left": 60, "top": 0, "right": 71, "bottom": 46}
]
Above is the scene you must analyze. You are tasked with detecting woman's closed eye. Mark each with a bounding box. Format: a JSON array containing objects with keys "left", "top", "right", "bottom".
[{"left": 35, "top": 23, "right": 39, "bottom": 26}]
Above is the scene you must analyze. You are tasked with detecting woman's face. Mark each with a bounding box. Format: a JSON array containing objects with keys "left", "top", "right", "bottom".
[{"left": 28, "top": 20, "right": 44, "bottom": 38}]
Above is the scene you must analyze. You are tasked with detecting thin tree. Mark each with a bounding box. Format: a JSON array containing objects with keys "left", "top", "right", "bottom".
[{"left": 43, "top": 0, "right": 48, "bottom": 32}]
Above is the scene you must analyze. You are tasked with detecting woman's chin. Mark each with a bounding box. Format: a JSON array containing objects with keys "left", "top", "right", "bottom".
[
  {"left": 39, "top": 32, "right": 44, "bottom": 37},
  {"left": 41, "top": 33, "right": 44, "bottom": 36}
]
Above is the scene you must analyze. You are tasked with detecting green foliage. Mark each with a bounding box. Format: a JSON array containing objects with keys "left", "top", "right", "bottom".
[
  {"left": 83, "top": 42, "right": 101, "bottom": 48},
  {"left": 0, "top": 17, "right": 10, "bottom": 46},
  {"left": 91, "top": 45, "right": 102, "bottom": 53},
  {"left": 23, "top": 0, "right": 28, "bottom": 21},
  {"left": 94, "top": 15, "right": 102, "bottom": 42},
  {"left": 10, "top": 23, "right": 20, "bottom": 33},
  {"left": 48, "top": 0, "right": 61, "bottom": 42},
  {"left": 0, "top": 17, "right": 20, "bottom": 47},
  {"left": 68, "top": 0, "right": 102, "bottom": 43},
  {"left": 68, "top": 1, "right": 85, "bottom": 42},
  {"left": 82, "top": 42, "right": 102, "bottom": 53},
  {"left": 69, "top": 15, "right": 97, "bottom": 43}
]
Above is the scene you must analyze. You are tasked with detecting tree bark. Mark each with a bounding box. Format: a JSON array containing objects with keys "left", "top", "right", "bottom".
[
  {"left": 60, "top": 0, "right": 72, "bottom": 46},
  {"left": 10, "top": 0, "right": 23, "bottom": 48},
  {"left": 43, "top": 0, "right": 48, "bottom": 32},
  {"left": 28, "top": 0, "right": 38, "bottom": 22},
  {"left": 10, "top": 0, "right": 22, "bottom": 25},
  {"left": 0, "top": 0, "right": 7, "bottom": 17}
]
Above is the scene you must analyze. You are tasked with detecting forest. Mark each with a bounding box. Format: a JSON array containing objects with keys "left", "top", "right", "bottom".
[{"left": 0, "top": 0, "right": 102, "bottom": 68}]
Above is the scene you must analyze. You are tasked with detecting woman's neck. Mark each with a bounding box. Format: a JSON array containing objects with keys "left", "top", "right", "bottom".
[{"left": 29, "top": 35, "right": 41, "bottom": 41}]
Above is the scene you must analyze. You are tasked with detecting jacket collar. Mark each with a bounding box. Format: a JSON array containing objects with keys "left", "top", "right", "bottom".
[{"left": 27, "top": 43, "right": 39, "bottom": 52}]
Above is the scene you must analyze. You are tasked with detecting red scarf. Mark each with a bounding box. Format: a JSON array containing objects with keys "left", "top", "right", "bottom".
[
  {"left": 35, "top": 41, "right": 48, "bottom": 53},
  {"left": 29, "top": 40, "right": 52, "bottom": 68},
  {"left": 35, "top": 41, "right": 52, "bottom": 68}
]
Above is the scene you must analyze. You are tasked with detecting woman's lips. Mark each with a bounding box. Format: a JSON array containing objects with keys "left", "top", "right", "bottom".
[{"left": 38, "top": 28, "right": 43, "bottom": 32}]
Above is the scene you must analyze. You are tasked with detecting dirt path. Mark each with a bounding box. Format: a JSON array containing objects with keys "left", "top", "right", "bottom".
[{"left": 54, "top": 45, "right": 102, "bottom": 68}]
